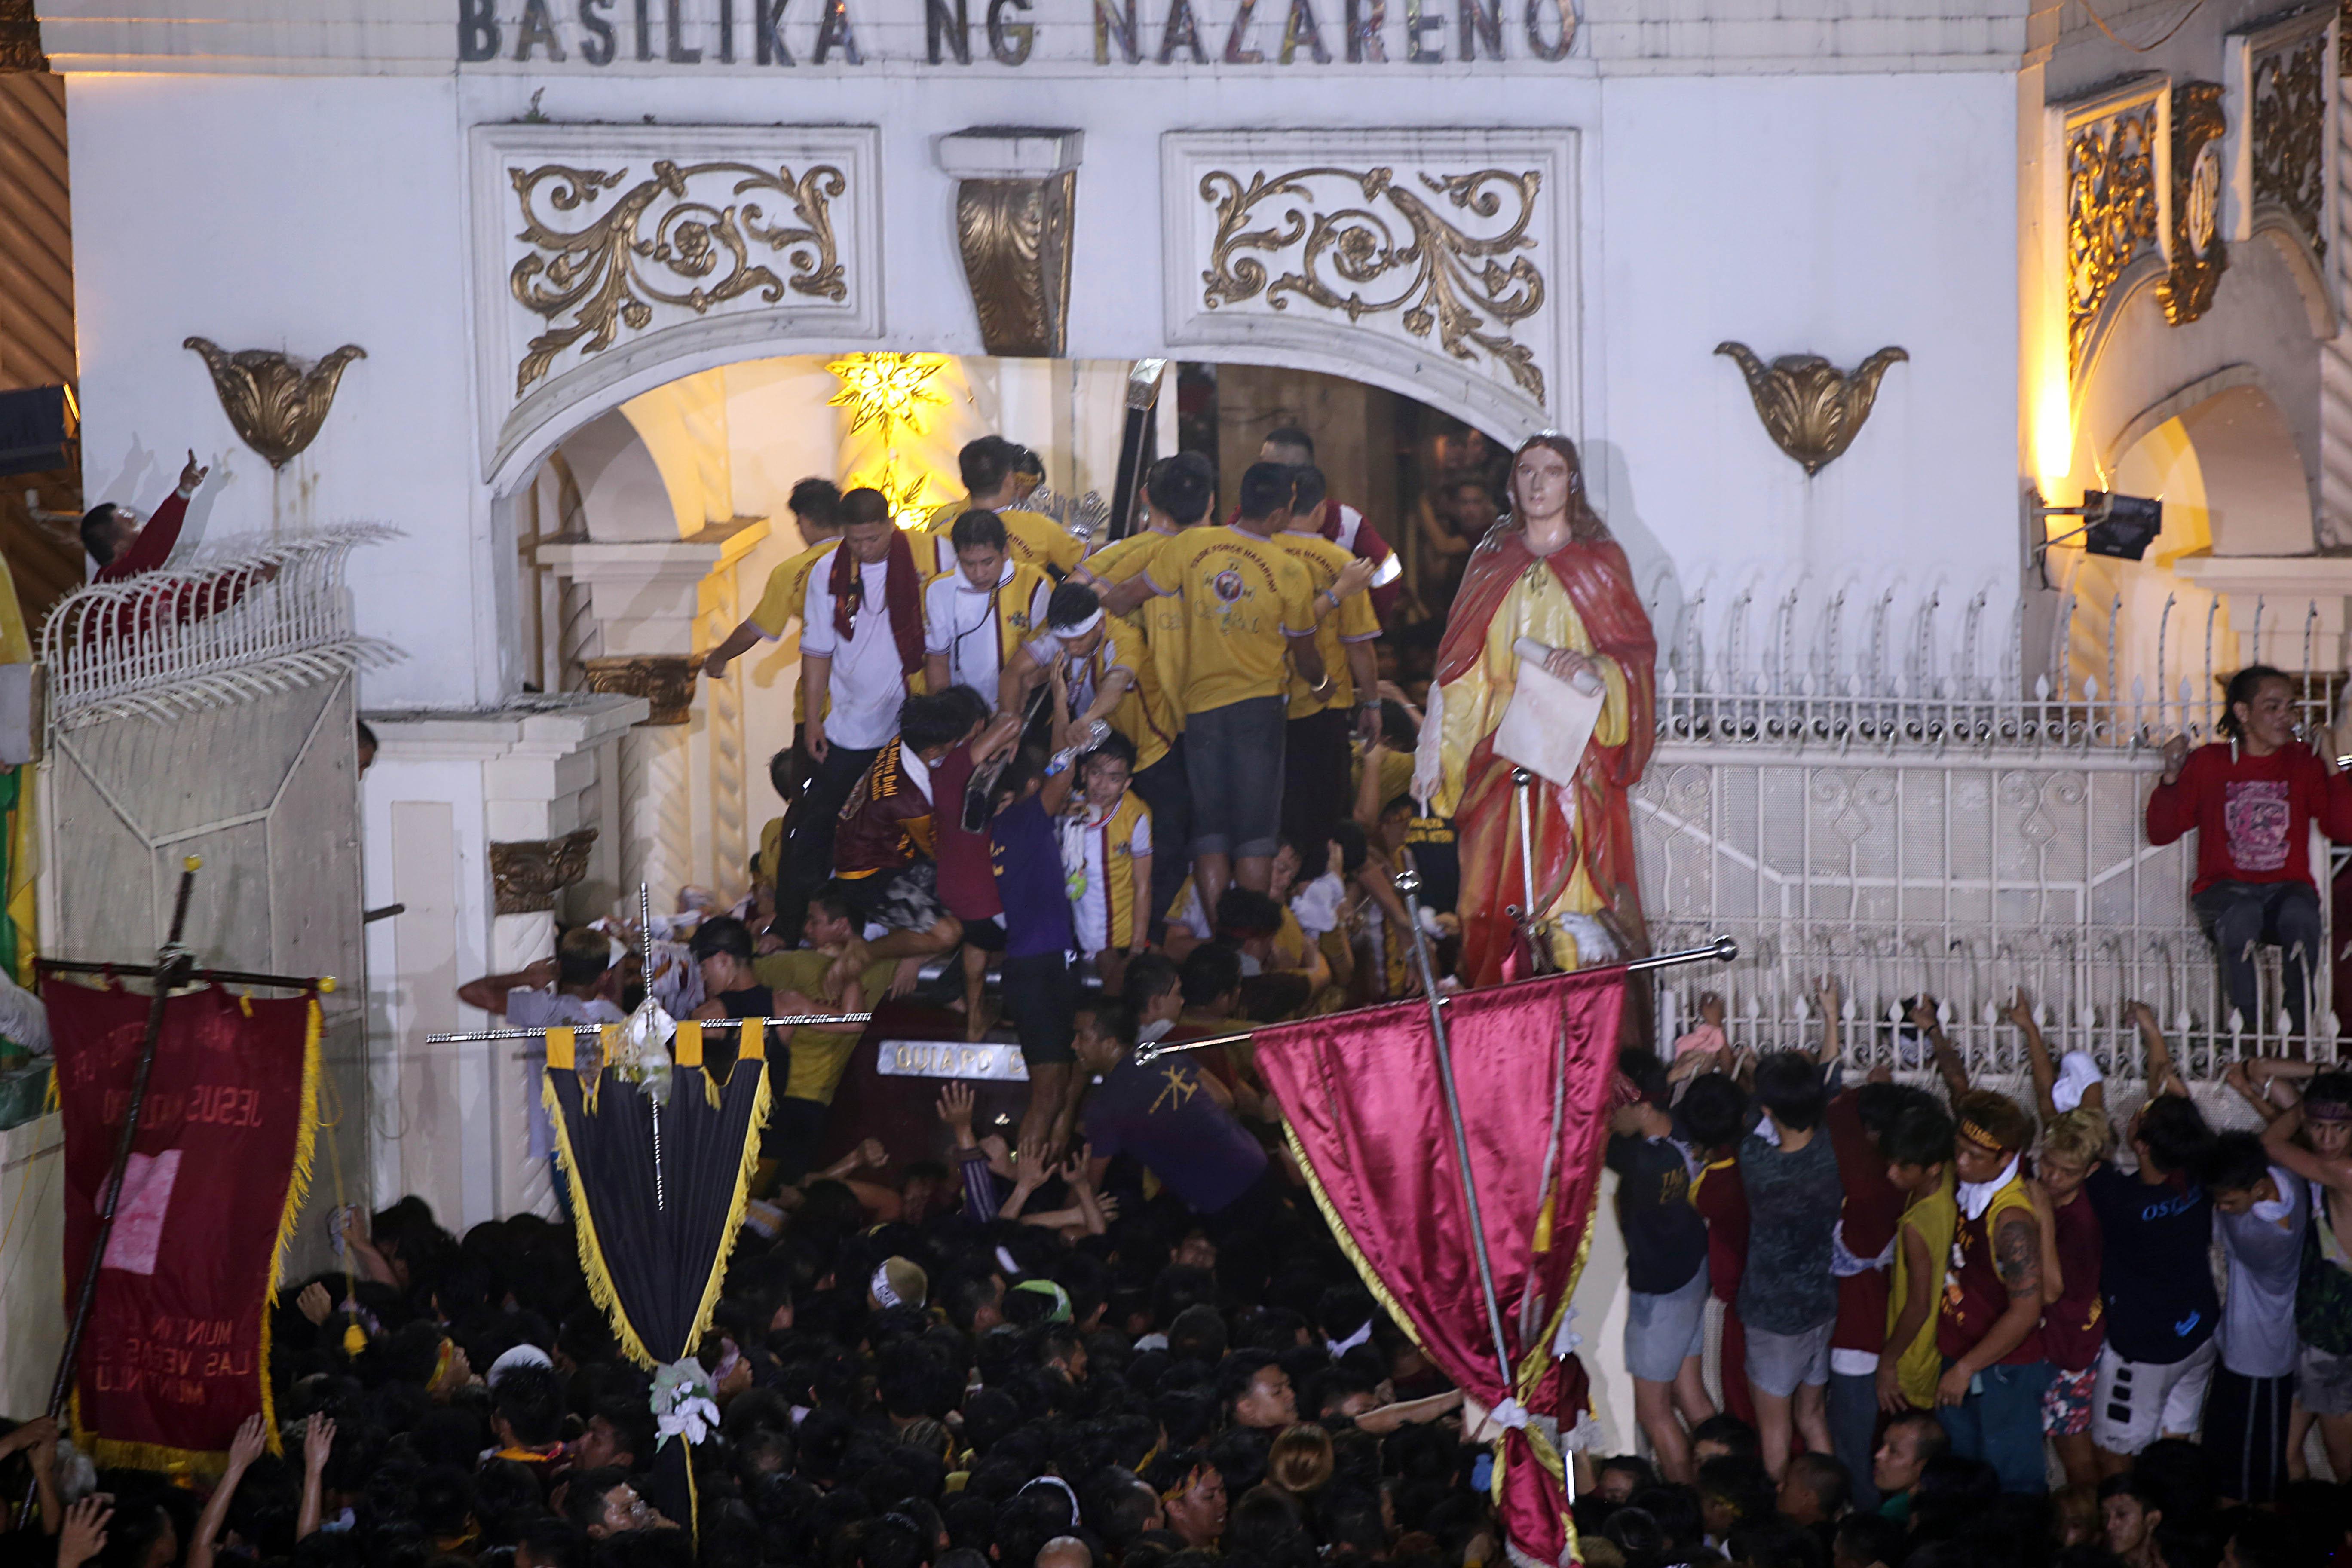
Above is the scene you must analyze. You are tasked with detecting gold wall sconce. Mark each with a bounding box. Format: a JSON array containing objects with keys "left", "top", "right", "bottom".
[
  {"left": 184, "top": 338, "right": 367, "bottom": 469},
  {"left": 1715, "top": 342, "right": 1908, "bottom": 478}
]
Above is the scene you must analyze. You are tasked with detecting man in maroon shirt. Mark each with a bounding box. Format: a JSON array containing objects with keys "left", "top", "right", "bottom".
[
  {"left": 80, "top": 450, "right": 206, "bottom": 579},
  {"left": 832, "top": 689, "right": 974, "bottom": 992},
  {"left": 2146, "top": 664, "right": 2352, "bottom": 1037}
]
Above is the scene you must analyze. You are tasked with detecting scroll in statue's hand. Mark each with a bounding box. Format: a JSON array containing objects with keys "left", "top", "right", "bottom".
[{"left": 1534, "top": 643, "right": 1605, "bottom": 697}]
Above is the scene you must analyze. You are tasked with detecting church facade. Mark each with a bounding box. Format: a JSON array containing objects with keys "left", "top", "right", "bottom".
[{"left": 20, "top": 0, "right": 2352, "bottom": 1439}]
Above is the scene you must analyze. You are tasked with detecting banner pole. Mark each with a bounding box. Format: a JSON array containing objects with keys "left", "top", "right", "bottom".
[
  {"left": 1132, "top": 938, "right": 1737, "bottom": 1064},
  {"left": 33, "top": 857, "right": 202, "bottom": 1494},
  {"left": 1398, "top": 868, "right": 1519, "bottom": 1400}
]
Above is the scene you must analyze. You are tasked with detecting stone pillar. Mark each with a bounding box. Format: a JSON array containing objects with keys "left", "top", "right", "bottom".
[
  {"left": 542, "top": 519, "right": 770, "bottom": 911},
  {"left": 361, "top": 693, "right": 646, "bottom": 1226}
]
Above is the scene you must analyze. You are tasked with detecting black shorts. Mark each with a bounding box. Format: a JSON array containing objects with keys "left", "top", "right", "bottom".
[
  {"left": 962, "top": 917, "right": 1007, "bottom": 953},
  {"left": 2202, "top": 1366, "right": 2293, "bottom": 1504},
  {"left": 1000, "top": 950, "right": 1078, "bottom": 1066},
  {"left": 839, "top": 861, "right": 948, "bottom": 933}
]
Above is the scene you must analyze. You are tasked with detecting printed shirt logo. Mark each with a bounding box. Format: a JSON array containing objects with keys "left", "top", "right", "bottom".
[
  {"left": 2223, "top": 778, "right": 2293, "bottom": 872},
  {"left": 1212, "top": 569, "right": 1246, "bottom": 604}
]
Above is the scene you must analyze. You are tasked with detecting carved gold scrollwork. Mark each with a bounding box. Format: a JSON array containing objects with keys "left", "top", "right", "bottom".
[
  {"left": 955, "top": 170, "right": 1077, "bottom": 358},
  {"left": 581, "top": 654, "right": 699, "bottom": 725},
  {"left": 2066, "top": 105, "right": 2160, "bottom": 367},
  {"left": 2159, "top": 83, "right": 2228, "bottom": 327},
  {"left": 490, "top": 827, "right": 598, "bottom": 916},
  {"left": 2252, "top": 35, "right": 2328, "bottom": 261},
  {"left": 183, "top": 339, "right": 367, "bottom": 469},
  {"left": 508, "top": 159, "right": 848, "bottom": 395},
  {"left": 1713, "top": 343, "right": 1908, "bottom": 478},
  {"left": 1198, "top": 165, "right": 1547, "bottom": 401}
]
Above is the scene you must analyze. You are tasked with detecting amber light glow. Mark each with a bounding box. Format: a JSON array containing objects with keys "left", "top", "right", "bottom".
[{"left": 827, "top": 352, "right": 954, "bottom": 527}]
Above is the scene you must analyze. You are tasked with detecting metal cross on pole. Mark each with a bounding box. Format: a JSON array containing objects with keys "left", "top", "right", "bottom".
[{"left": 423, "top": 885, "right": 877, "bottom": 1210}]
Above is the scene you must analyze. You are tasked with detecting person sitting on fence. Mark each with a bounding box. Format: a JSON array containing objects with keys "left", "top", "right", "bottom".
[{"left": 2146, "top": 663, "right": 2352, "bottom": 1038}]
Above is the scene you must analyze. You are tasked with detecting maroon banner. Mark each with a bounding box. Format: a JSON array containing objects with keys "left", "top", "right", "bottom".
[
  {"left": 1255, "top": 969, "right": 1626, "bottom": 1568},
  {"left": 49, "top": 982, "right": 318, "bottom": 1474}
]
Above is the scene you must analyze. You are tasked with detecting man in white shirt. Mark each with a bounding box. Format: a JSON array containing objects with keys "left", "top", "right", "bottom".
[
  {"left": 922, "top": 510, "right": 1054, "bottom": 714},
  {"left": 788, "top": 488, "right": 925, "bottom": 939},
  {"left": 456, "top": 929, "right": 624, "bottom": 1188}
]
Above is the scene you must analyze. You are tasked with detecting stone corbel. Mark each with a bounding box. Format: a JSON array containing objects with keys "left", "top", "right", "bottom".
[
  {"left": 937, "top": 128, "right": 1082, "bottom": 357},
  {"left": 580, "top": 655, "right": 699, "bottom": 725},
  {"left": 489, "top": 827, "right": 600, "bottom": 915}
]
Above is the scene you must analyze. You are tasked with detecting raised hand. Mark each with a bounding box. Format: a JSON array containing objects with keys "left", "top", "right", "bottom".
[
  {"left": 178, "top": 449, "right": 210, "bottom": 493},
  {"left": 297, "top": 1281, "right": 333, "bottom": 1326},
  {"left": 303, "top": 1413, "right": 336, "bottom": 1473},
  {"left": 937, "top": 1081, "right": 977, "bottom": 1141},
  {"left": 227, "top": 1412, "right": 268, "bottom": 1471},
  {"left": 2160, "top": 733, "right": 2189, "bottom": 783},
  {"left": 57, "top": 1496, "right": 110, "bottom": 1568}
]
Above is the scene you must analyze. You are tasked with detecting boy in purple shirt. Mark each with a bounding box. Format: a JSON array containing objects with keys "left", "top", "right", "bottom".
[{"left": 982, "top": 699, "right": 1092, "bottom": 1159}]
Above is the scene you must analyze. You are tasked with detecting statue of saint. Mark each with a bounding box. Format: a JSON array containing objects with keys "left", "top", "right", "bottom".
[{"left": 1414, "top": 433, "right": 1657, "bottom": 988}]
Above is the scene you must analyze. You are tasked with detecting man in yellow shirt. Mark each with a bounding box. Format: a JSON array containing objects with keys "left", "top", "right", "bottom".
[
  {"left": 699, "top": 478, "right": 845, "bottom": 891},
  {"left": 1073, "top": 451, "right": 1216, "bottom": 604},
  {"left": 1123, "top": 463, "right": 1326, "bottom": 910},
  {"left": 1274, "top": 464, "right": 1381, "bottom": 850},
  {"left": 919, "top": 436, "right": 1085, "bottom": 579},
  {"left": 702, "top": 478, "right": 846, "bottom": 681}
]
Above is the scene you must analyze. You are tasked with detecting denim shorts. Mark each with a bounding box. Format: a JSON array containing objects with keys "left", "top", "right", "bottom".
[
  {"left": 1745, "top": 1320, "right": 1833, "bottom": 1398},
  {"left": 1183, "top": 695, "right": 1288, "bottom": 859},
  {"left": 1624, "top": 1266, "right": 1710, "bottom": 1382},
  {"left": 2299, "top": 1344, "right": 2352, "bottom": 1417}
]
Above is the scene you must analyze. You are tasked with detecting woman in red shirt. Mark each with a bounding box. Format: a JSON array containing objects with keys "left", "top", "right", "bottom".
[{"left": 2146, "top": 665, "right": 2352, "bottom": 1037}]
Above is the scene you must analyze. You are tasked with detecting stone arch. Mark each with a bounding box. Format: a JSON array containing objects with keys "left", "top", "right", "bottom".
[{"left": 487, "top": 331, "right": 1550, "bottom": 503}]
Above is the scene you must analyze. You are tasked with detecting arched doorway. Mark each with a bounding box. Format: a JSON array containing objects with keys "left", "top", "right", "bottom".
[{"left": 511, "top": 350, "right": 1513, "bottom": 916}]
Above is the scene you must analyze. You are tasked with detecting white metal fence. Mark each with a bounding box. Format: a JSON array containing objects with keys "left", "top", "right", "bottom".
[
  {"left": 41, "top": 528, "right": 400, "bottom": 730},
  {"left": 1639, "top": 580, "right": 2347, "bottom": 1078}
]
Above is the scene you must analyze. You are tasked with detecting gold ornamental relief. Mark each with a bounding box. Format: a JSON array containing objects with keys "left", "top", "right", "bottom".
[
  {"left": 582, "top": 654, "right": 699, "bottom": 725},
  {"left": 2253, "top": 36, "right": 2328, "bottom": 261},
  {"left": 508, "top": 159, "right": 848, "bottom": 396},
  {"left": 2159, "top": 83, "right": 2228, "bottom": 327},
  {"left": 1198, "top": 165, "right": 1547, "bottom": 401},
  {"left": 2066, "top": 106, "right": 2160, "bottom": 368},
  {"left": 490, "top": 827, "right": 599, "bottom": 916}
]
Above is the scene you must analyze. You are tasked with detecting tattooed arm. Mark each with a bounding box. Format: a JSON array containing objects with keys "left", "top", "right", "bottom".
[{"left": 1936, "top": 1207, "right": 2044, "bottom": 1407}]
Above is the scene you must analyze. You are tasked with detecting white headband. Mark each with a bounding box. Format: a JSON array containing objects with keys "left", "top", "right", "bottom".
[
  {"left": 1057, "top": 610, "right": 1106, "bottom": 637},
  {"left": 871, "top": 1262, "right": 902, "bottom": 1309}
]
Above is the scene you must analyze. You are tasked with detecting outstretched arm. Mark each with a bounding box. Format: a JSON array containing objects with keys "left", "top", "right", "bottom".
[
  {"left": 1813, "top": 977, "right": 1842, "bottom": 1069},
  {"left": 457, "top": 958, "right": 557, "bottom": 1014},
  {"left": 703, "top": 619, "right": 765, "bottom": 677},
  {"left": 1909, "top": 997, "right": 1969, "bottom": 1102},
  {"left": 188, "top": 1415, "right": 268, "bottom": 1568},
  {"left": 2008, "top": 988, "right": 2058, "bottom": 1121},
  {"left": 2130, "top": 1001, "right": 2184, "bottom": 1097}
]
